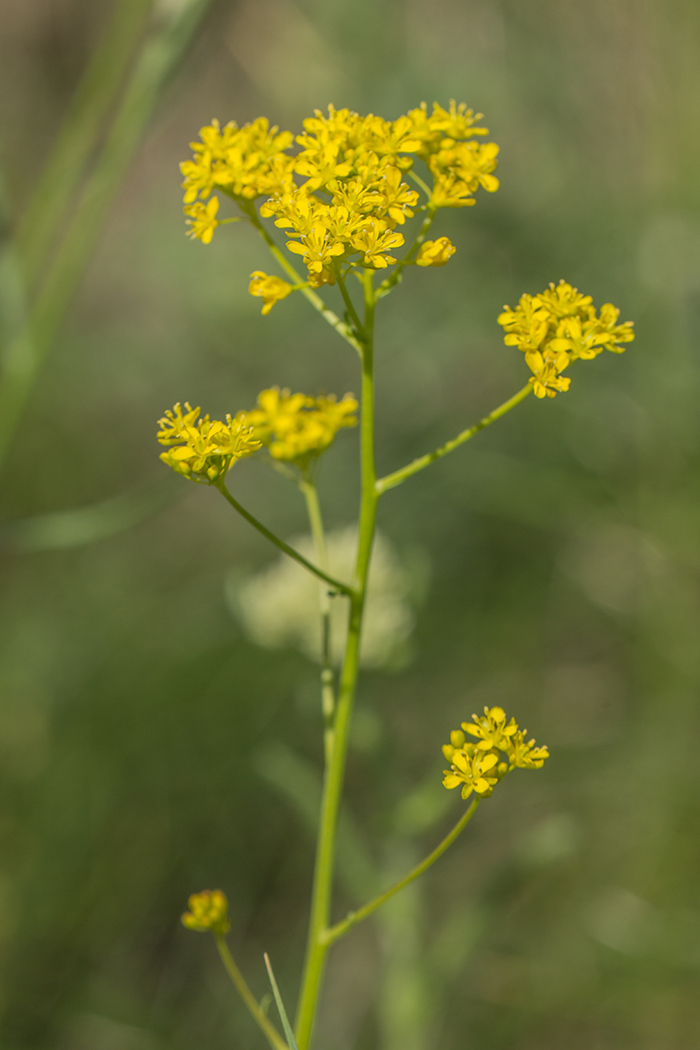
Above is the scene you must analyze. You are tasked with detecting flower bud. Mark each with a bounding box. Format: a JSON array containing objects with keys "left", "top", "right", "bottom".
[{"left": 181, "top": 889, "right": 231, "bottom": 934}]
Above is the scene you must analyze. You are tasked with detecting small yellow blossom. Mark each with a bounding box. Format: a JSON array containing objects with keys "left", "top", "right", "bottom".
[
  {"left": 416, "top": 237, "right": 456, "bottom": 267},
  {"left": 287, "top": 225, "right": 346, "bottom": 274},
  {"left": 463, "top": 705, "right": 518, "bottom": 751},
  {"left": 443, "top": 747, "right": 500, "bottom": 799},
  {"left": 498, "top": 280, "right": 634, "bottom": 398},
  {"left": 157, "top": 403, "right": 261, "bottom": 484},
  {"left": 184, "top": 197, "right": 221, "bottom": 243},
  {"left": 350, "top": 221, "right": 404, "bottom": 268},
  {"left": 181, "top": 889, "right": 230, "bottom": 934},
  {"left": 248, "top": 271, "right": 293, "bottom": 314},
  {"left": 443, "top": 706, "right": 548, "bottom": 799},
  {"left": 246, "top": 387, "right": 358, "bottom": 468},
  {"left": 508, "top": 729, "right": 549, "bottom": 769}
]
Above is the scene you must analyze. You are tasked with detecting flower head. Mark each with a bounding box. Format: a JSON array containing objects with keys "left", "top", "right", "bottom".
[
  {"left": 248, "top": 271, "right": 293, "bottom": 314},
  {"left": 181, "top": 118, "right": 294, "bottom": 204},
  {"left": 498, "top": 280, "right": 634, "bottom": 398},
  {"left": 443, "top": 706, "right": 548, "bottom": 799},
  {"left": 416, "top": 236, "right": 456, "bottom": 267},
  {"left": 157, "top": 403, "right": 261, "bottom": 484},
  {"left": 245, "top": 387, "right": 357, "bottom": 468},
  {"left": 183, "top": 102, "right": 499, "bottom": 285},
  {"left": 181, "top": 889, "right": 230, "bottom": 934}
]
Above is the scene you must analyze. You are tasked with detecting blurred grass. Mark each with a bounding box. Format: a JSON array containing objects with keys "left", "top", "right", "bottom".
[{"left": 0, "top": 1, "right": 699, "bottom": 1049}]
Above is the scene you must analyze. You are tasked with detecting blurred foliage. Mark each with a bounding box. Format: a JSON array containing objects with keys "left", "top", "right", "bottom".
[{"left": 0, "top": 0, "right": 699, "bottom": 1048}]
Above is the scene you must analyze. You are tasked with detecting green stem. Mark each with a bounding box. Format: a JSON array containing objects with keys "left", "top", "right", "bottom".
[
  {"left": 300, "top": 477, "right": 336, "bottom": 764},
  {"left": 245, "top": 209, "right": 363, "bottom": 354},
  {"left": 335, "top": 270, "right": 365, "bottom": 340},
  {"left": 376, "top": 205, "right": 436, "bottom": 300},
  {"left": 407, "top": 169, "right": 433, "bottom": 198},
  {"left": 294, "top": 270, "right": 378, "bottom": 1050},
  {"left": 216, "top": 482, "right": 354, "bottom": 598},
  {"left": 215, "top": 936, "right": 289, "bottom": 1050},
  {"left": 376, "top": 384, "right": 533, "bottom": 495},
  {"left": 321, "top": 799, "right": 480, "bottom": 947}
]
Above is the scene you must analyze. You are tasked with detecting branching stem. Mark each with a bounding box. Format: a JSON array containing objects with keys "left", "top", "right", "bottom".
[
  {"left": 216, "top": 481, "right": 354, "bottom": 598},
  {"left": 321, "top": 800, "right": 480, "bottom": 946},
  {"left": 376, "top": 384, "right": 533, "bottom": 495}
]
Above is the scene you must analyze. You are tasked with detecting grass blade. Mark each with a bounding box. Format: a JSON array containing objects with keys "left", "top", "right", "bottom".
[{"left": 264, "top": 953, "right": 299, "bottom": 1050}]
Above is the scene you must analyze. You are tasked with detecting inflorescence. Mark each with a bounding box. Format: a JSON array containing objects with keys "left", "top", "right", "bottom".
[
  {"left": 442, "top": 706, "right": 549, "bottom": 800},
  {"left": 498, "top": 280, "right": 634, "bottom": 398},
  {"left": 181, "top": 889, "right": 230, "bottom": 934},
  {"left": 180, "top": 102, "right": 499, "bottom": 294},
  {"left": 157, "top": 387, "right": 357, "bottom": 483},
  {"left": 177, "top": 105, "right": 633, "bottom": 397}
]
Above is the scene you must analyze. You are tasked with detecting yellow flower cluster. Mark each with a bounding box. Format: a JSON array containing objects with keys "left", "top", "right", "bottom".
[
  {"left": 181, "top": 117, "right": 294, "bottom": 205},
  {"left": 181, "top": 889, "right": 230, "bottom": 934},
  {"left": 498, "top": 280, "right": 635, "bottom": 399},
  {"left": 246, "top": 387, "right": 358, "bottom": 468},
  {"left": 157, "top": 389, "right": 357, "bottom": 481},
  {"left": 442, "top": 706, "right": 549, "bottom": 800},
  {"left": 180, "top": 102, "right": 498, "bottom": 291},
  {"left": 157, "top": 402, "right": 261, "bottom": 484},
  {"left": 258, "top": 102, "right": 497, "bottom": 285}
]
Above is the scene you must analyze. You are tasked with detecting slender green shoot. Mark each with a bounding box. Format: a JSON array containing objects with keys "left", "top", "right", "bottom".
[
  {"left": 245, "top": 207, "right": 363, "bottom": 354},
  {"left": 322, "top": 799, "right": 480, "bottom": 946},
  {"left": 215, "top": 937, "right": 289, "bottom": 1050},
  {"left": 376, "top": 384, "right": 533, "bottom": 495},
  {"left": 216, "top": 482, "right": 355, "bottom": 598}
]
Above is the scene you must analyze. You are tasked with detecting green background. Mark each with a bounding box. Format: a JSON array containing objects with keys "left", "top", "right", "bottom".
[{"left": 1, "top": 1, "right": 699, "bottom": 1047}]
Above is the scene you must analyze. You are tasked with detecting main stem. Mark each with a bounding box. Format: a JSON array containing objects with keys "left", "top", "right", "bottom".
[{"left": 294, "top": 270, "right": 377, "bottom": 1050}]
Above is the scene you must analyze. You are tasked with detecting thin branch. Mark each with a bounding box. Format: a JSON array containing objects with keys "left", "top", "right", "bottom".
[
  {"left": 321, "top": 800, "right": 480, "bottom": 947},
  {"left": 215, "top": 937, "right": 289, "bottom": 1050},
  {"left": 376, "top": 384, "right": 533, "bottom": 496},
  {"left": 216, "top": 482, "right": 355, "bottom": 598},
  {"left": 244, "top": 208, "right": 363, "bottom": 354}
]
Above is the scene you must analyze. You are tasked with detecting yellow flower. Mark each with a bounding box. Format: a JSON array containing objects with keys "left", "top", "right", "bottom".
[
  {"left": 350, "top": 221, "right": 404, "bottom": 268},
  {"left": 248, "top": 271, "right": 293, "bottom": 314},
  {"left": 443, "top": 747, "right": 500, "bottom": 799},
  {"left": 498, "top": 280, "right": 634, "bottom": 397},
  {"left": 157, "top": 403, "right": 262, "bottom": 484},
  {"left": 245, "top": 387, "right": 358, "bottom": 468},
  {"left": 442, "top": 706, "right": 548, "bottom": 797},
  {"left": 463, "top": 706, "right": 519, "bottom": 751},
  {"left": 181, "top": 889, "right": 230, "bottom": 934},
  {"left": 287, "top": 225, "right": 346, "bottom": 275},
  {"left": 508, "top": 729, "right": 549, "bottom": 770},
  {"left": 416, "top": 237, "right": 456, "bottom": 267},
  {"left": 183, "top": 197, "right": 220, "bottom": 244}
]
